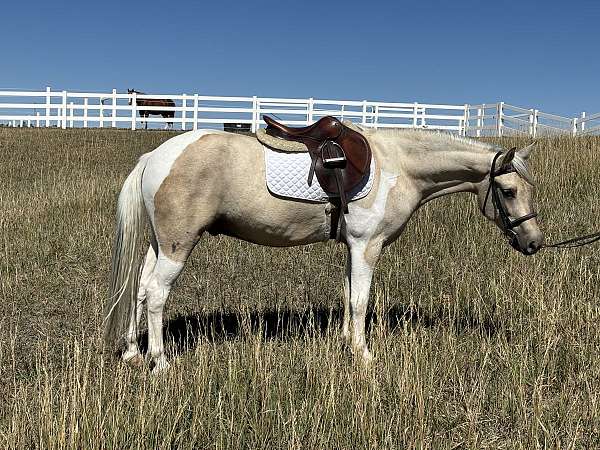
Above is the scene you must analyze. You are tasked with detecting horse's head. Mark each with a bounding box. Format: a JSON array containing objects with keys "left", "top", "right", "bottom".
[
  {"left": 127, "top": 89, "right": 135, "bottom": 105},
  {"left": 477, "top": 143, "right": 543, "bottom": 255}
]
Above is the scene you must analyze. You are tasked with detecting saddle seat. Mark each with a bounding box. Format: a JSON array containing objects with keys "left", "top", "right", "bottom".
[
  {"left": 264, "top": 115, "right": 344, "bottom": 141},
  {"left": 263, "top": 115, "right": 372, "bottom": 238}
]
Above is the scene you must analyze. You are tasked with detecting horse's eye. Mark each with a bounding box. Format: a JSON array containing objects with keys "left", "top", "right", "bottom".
[{"left": 502, "top": 189, "right": 515, "bottom": 198}]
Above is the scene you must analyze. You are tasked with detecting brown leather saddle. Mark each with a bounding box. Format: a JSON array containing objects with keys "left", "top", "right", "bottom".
[{"left": 264, "top": 115, "right": 372, "bottom": 239}]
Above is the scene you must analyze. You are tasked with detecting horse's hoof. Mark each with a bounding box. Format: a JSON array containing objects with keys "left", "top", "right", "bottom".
[
  {"left": 150, "top": 358, "right": 171, "bottom": 375},
  {"left": 361, "top": 350, "right": 374, "bottom": 366},
  {"left": 353, "top": 347, "right": 373, "bottom": 367},
  {"left": 125, "top": 354, "right": 145, "bottom": 368},
  {"left": 122, "top": 350, "right": 145, "bottom": 368}
]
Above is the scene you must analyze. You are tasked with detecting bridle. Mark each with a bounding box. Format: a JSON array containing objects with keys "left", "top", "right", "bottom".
[
  {"left": 482, "top": 151, "right": 538, "bottom": 251},
  {"left": 482, "top": 150, "right": 600, "bottom": 251}
]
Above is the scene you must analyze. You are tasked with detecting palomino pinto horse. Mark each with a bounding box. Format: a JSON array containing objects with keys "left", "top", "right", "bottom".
[
  {"left": 127, "top": 89, "right": 175, "bottom": 130},
  {"left": 104, "top": 126, "right": 543, "bottom": 373}
]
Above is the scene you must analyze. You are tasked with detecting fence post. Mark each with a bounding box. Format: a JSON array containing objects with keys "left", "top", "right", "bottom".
[
  {"left": 45, "top": 86, "right": 51, "bottom": 127},
  {"left": 374, "top": 104, "right": 379, "bottom": 129},
  {"left": 193, "top": 94, "right": 199, "bottom": 130},
  {"left": 496, "top": 102, "right": 503, "bottom": 137},
  {"left": 476, "top": 107, "right": 482, "bottom": 137},
  {"left": 462, "top": 104, "right": 469, "bottom": 136},
  {"left": 251, "top": 96, "right": 258, "bottom": 133},
  {"left": 533, "top": 109, "right": 538, "bottom": 138},
  {"left": 181, "top": 94, "right": 187, "bottom": 130},
  {"left": 36, "top": 112, "right": 40, "bottom": 128},
  {"left": 307, "top": 97, "right": 314, "bottom": 125},
  {"left": 528, "top": 109, "right": 534, "bottom": 136},
  {"left": 83, "top": 98, "right": 88, "bottom": 128},
  {"left": 131, "top": 91, "right": 137, "bottom": 130},
  {"left": 99, "top": 99, "right": 104, "bottom": 128},
  {"left": 69, "top": 102, "right": 74, "bottom": 128},
  {"left": 112, "top": 89, "right": 117, "bottom": 128},
  {"left": 572, "top": 117, "right": 577, "bottom": 136},
  {"left": 61, "top": 91, "right": 67, "bottom": 129},
  {"left": 580, "top": 111, "right": 586, "bottom": 133},
  {"left": 412, "top": 102, "right": 418, "bottom": 128}
]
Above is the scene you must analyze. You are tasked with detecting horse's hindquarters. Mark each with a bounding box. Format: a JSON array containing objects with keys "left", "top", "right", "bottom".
[{"left": 143, "top": 132, "right": 331, "bottom": 260}]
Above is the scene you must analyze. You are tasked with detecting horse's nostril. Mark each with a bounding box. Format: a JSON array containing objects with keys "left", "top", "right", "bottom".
[{"left": 527, "top": 240, "right": 540, "bottom": 254}]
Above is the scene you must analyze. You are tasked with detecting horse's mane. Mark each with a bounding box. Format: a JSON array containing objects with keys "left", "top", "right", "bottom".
[
  {"left": 363, "top": 127, "right": 493, "bottom": 151},
  {"left": 361, "top": 127, "right": 534, "bottom": 184}
]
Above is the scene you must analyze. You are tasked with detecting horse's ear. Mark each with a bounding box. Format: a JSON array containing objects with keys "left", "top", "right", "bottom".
[
  {"left": 517, "top": 142, "right": 535, "bottom": 160},
  {"left": 497, "top": 147, "right": 516, "bottom": 170}
]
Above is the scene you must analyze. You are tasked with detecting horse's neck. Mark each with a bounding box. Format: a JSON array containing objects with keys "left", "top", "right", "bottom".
[{"left": 396, "top": 134, "right": 494, "bottom": 204}]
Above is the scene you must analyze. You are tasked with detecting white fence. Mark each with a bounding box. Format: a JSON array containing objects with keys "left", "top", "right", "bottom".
[
  {"left": 465, "top": 103, "right": 599, "bottom": 137},
  {"left": 1, "top": 87, "right": 598, "bottom": 137}
]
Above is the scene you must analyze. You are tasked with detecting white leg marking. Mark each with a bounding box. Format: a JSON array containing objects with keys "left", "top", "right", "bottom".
[
  {"left": 348, "top": 245, "right": 380, "bottom": 363},
  {"left": 122, "top": 247, "right": 157, "bottom": 365},
  {"left": 146, "top": 253, "right": 185, "bottom": 374}
]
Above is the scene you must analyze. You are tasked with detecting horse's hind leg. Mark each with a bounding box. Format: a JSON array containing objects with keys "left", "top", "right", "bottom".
[
  {"left": 145, "top": 251, "right": 187, "bottom": 373},
  {"left": 122, "top": 245, "right": 157, "bottom": 367}
]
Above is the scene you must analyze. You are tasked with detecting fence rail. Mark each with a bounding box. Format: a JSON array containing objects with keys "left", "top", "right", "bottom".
[{"left": 0, "top": 87, "right": 598, "bottom": 137}]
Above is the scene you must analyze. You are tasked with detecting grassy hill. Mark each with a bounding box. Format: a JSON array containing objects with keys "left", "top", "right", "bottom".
[{"left": 2, "top": 128, "right": 600, "bottom": 448}]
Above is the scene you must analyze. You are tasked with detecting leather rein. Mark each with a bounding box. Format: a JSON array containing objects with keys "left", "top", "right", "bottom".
[
  {"left": 484, "top": 151, "right": 600, "bottom": 251},
  {"left": 482, "top": 152, "right": 538, "bottom": 251}
]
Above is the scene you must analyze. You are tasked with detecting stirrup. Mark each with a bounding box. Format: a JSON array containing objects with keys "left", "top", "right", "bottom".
[{"left": 321, "top": 141, "right": 347, "bottom": 169}]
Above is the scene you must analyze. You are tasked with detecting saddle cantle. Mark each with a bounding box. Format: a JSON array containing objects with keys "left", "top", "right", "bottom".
[{"left": 262, "top": 115, "right": 372, "bottom": 239}]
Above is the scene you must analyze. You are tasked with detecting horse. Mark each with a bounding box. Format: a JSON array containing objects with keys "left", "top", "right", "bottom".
[
  {"left": 104, "top": 125, "right": 543, "bottom": 373},
  {"left": 127, "top": 89, "right": 175, "bottom": 130}
]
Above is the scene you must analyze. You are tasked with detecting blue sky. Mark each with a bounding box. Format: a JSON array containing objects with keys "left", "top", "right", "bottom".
[{"left": 2, "top": 0, "right": 599, "bottom": 116}]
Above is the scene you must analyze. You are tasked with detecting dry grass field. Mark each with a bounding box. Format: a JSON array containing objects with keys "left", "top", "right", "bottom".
[{"left": 2, "top": 128, "right": 600, "bottom": 448}]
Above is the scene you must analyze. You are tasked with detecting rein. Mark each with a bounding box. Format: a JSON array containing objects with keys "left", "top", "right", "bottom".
[{"left": 543, "top": 231, "right": 600, "bottom": 249}]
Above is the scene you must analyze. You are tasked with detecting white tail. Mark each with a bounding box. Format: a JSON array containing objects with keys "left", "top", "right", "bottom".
[{"left": 104, "top": 154, "right": 150, "bottom": 348}]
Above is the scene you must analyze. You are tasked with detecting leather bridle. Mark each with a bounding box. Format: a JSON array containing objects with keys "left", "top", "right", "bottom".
[
  {"left": 481, "top": 150, "right": 600, "bottom": 251},
  {"left": 482, "top": 151, "right": 538, "bottom": 251}
]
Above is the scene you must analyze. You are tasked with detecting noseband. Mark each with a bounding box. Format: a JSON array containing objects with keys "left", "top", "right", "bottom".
[{"left": 482, "top": 152, "right": 538, "bottom": 248}]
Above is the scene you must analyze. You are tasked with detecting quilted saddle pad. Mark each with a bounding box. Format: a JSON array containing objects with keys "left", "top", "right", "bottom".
[{"left": 263, "top": 146, "right": 376, "bottom": 202}]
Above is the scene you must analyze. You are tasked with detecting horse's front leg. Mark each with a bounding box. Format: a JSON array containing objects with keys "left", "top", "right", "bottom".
[
  {"left": 342, "top": 250, "right": 351, "bottom": 342},
  {"left": 347, "top": 240, "right": 382, "bottom": 364}
]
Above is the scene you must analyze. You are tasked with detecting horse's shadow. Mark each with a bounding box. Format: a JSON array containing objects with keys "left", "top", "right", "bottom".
[{"left": 137, "top": 304, "right": 501, "bottom": 356}]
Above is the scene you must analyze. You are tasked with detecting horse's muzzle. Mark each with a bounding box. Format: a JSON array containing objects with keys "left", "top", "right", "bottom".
[{"left": 509, "top": 234, "right": 542, "bottom": 255}]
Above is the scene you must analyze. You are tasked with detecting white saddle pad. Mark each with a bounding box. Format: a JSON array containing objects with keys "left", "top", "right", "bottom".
[{"left": 264, "top": 146, "right": 375, "bottom": 202}]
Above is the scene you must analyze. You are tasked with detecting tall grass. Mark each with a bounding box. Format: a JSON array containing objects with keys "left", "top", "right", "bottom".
[{"left": 1, "top": 128, "right": 600, "bottom": 448}]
